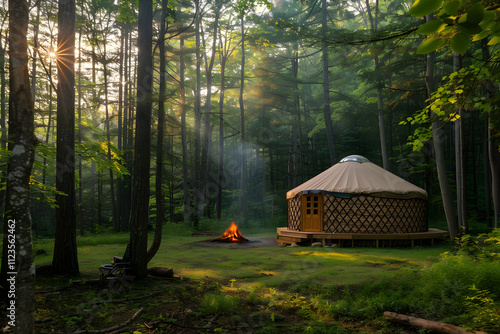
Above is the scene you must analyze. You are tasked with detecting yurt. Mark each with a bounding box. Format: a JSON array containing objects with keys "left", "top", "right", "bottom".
[{"left": 278, "top": 155, "right": 446, "bottom": 246}]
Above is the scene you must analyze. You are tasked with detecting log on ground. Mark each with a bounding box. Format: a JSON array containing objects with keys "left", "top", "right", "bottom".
[
  {"left": 384, "top": 311, "right": 486, "bottom": 334},
  {"left": 147, "top": 266, "right": 174, "bottom": 277}
]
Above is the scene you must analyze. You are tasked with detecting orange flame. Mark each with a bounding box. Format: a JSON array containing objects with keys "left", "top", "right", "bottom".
[{"left": 214, "top": 221, "right": 248, "bottom": 243}]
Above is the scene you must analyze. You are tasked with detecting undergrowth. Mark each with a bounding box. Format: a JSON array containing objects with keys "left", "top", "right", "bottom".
[{"left": 323, "top": 230, "right": 500, "bottom": 332}]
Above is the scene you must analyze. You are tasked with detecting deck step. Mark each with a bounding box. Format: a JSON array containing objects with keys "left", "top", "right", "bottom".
[{"left": 276, "top": 235, "right": 305, "bottom": 244}]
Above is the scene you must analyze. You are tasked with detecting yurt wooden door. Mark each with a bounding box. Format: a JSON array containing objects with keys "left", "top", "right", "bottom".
[{"left": 301, "top": 194, "right": 323, "bottom": 232}]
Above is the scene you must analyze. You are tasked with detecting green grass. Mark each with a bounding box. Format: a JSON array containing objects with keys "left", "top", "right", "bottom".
[
  {"left": 28, "top": 224, "right": 500, "bottom": 333},
  {"left": 34, "top": 224, "right": 448, "bottom": 290}
]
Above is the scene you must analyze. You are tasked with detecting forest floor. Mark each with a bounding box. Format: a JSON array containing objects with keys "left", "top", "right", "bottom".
[{"left": 27, "top": 227, "right": 452, "bottom": 333}]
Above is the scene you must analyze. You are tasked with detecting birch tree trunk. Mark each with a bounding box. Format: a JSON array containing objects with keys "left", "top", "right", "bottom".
[
  {"left": 5, "top": 0, "right": 37, "bottom": 331},
  {"left": 0, "top": 12, "right": 8, "bottom": 290}
]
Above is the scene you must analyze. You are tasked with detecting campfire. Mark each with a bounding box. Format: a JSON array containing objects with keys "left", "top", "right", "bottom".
[{"left": 212, "top": 221, "right": 249, "bottom": 243}]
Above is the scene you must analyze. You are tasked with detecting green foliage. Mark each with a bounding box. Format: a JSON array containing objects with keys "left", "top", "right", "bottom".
[
  {"left": 116, "top": 0, "right": 137, "bottom": 23},
  {"left": 409, "top": 0, "right": 444, "bottom": 18},
  {"left": 409, "top": 0, "right": 500, "bottom": 54},
  {"left": 416, "top": 36, "right": 445, "bottom": 54},
  {"left": 400, "top": 59, "right": 499, "bottom": 151},
  {"left": 30, "top": 177, "right": 65, "bottom": 209},
  {"left": 234, "top": 0, "right": 272, "bottom": 17},
  {"left": 481, "top": 228, "right": 500, "bottom": 253},
  {"left": 452, "top": 234, "right": 496, "bottom": 259},
  {"left": 465, "top": 285, "right": 500, "bottom": 332},
  {"left": 200, "top": 293, "right": 240, "bottom": 316},
  {"left": 77, "top": 140, "right": 129, "bottom": 178}
]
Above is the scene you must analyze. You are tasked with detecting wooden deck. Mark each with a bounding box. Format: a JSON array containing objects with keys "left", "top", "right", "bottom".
[{"left": 277, "top": 227, "right": 449, "bottom": 248}]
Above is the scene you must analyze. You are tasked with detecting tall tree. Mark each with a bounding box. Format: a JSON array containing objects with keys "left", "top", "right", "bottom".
[
  {"left": 129, "top": 0, "right": 153, "bottom": 277},
  {"left": 53, "top": 0, "right": 79, "bottom": 275},
  {"left": 0, "top": 4, "right": 8, "bottom": 293},
  {"left": 179, "top": 22, "right": 190, "bottom": 224},
  {"left": 192, "top": 0, "right": 203, "bottom": 227},
  {"left": 424, "top": 15, "right": 459, "bottom": 239},
  {"left": 4, "top": 0, "right": 37, "bottom": 331},
  {"left": 216, "top": 10, "right": 238, "bottom": 220},
  {"left": 453, "top": 52, "right": 467, "bottom": 231},
  {"left": 321, "top": 0, "right": 337, "bottom": 165},
  {"left": 147, "top": 0, "right": 168, "bottom": 263},
  {"left": 200, "top": 1, "right": 221, "bottom": 217},
  {"left": 238, "top": 10, "right": 249, "bottom": 224},
  {"left": 364, "top": 0, "right": 390, "bottom": 171}
]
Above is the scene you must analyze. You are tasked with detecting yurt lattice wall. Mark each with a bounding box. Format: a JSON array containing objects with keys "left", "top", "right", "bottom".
[
  {"left": 287, "top": 194, "right": 428, "bottom": 234},
  {"left": 322, "top": 194, "right": 427, "bottom": 234},
  {"left": 287, "top": 196, "right": 301, "bottom": 231}
]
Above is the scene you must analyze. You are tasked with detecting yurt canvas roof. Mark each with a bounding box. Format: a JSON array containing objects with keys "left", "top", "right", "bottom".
[{"left": 286, "top": 155, "right": 427, "bottom": 200}]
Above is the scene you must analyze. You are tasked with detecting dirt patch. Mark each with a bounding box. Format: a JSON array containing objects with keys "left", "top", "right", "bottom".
[{"left": 189, "top": 237, "right": 279, "bottom": 248}]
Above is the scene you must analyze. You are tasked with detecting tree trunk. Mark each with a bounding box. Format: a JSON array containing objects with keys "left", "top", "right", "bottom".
[
  {"left": 147, "top": 0, "right": 167, "bottom": 263},
  {"left": 121, "top": 27, "right": 132, "bottom": 231},
  {"left": 77, "top": 28, "right": 83, "bottom": 235},
  {"left": 453, "top": 52, "right": 467, "bottom": 232},
  {"left": 217, "top": 38, "right": 227, "bottom": 220},
  {"left": 4, "top": 0, "right": 37, "bottom": 331},
  {"left": 129, "top": 0, "right": 153, "bottom": 278},
  {"left": 30, "top": 1, "right": 40, "bottom": 104},
  {"left": 0, "top": 15, "right": 8, "bottom": 283},
  {"left": 103, "top": 40, "right": 118, "bottom": 231},
  {"left": 53, "top": 0, "right": 79, "bottom": 275},
  {"left": 289, "top": 49, "right": 299, "bottom": 188},
  {"left": 240, "top": 16, "right": 248, "bottom": 224},
  {"left": 179, "top": 26, "right": 190, "bottom": 224},
  {"left": 117, "top": 23, "right": 125, "bottom": 231},
  {"left": 193, "top": 0, "right": 202, "bottom": 227},
  {"left": 0, "top": 24, "right": 6, "bottom": 153},
  {"left": 365, "top": 0, "right": 389, "bottom": 170},
  {"left": 200, "top": 3, "right": 220, "bottom": 218},
  {"left": 489, "top": 124, "right": 500, "bottom": 228},
  {"left": 424, "top": 24, "right": 459, "bottom": 238},
  {"left": 98, "top": 171, "right": 103, "bottom": 224},
  {"left": 321, "top": 0, "right": 337, "bottom": 165},
  {"left": 481, "top": 39, "right": 500, "bottom": 228}
]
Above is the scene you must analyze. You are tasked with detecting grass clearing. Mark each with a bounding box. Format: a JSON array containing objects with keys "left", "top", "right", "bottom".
[{"left": 27, "top": 226, "right": 500, "bottom": 333}]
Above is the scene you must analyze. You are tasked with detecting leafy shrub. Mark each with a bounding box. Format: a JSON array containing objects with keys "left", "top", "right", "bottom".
[
  {"left": 481, "top": 228, "right": 500, "bottom": 254},
  {"left": 200, "top": 293, "right": 240, "bottom": 316},
  {"left": 465, "top": 285, "right": 500, "bottom": 332},
  {"left": 452, "top": 234, "right": 493, "bottom": 259}
]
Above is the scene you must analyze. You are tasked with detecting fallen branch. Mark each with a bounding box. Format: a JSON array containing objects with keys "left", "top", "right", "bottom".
[
  {"left": 383, "top": 311, "right": 487, "bottom": 334},
  {"left": 73, "top": 307, "right": 144, "bottom": 334}
]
